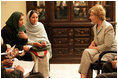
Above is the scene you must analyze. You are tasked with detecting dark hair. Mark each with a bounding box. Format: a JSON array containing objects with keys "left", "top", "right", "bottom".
[
  {"left": 20, "top": 12, "right": 24, "bottom": 16},
  {"left": 29, "top": 10, "right": 38, "bottom": 18},
  {"left": 20, "top": 13, "right": 24, "bottom": 19}
]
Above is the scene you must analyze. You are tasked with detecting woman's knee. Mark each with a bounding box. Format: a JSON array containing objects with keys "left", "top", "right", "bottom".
[{"left": 82, "top": 49, "right": 89, "bottom": 55}]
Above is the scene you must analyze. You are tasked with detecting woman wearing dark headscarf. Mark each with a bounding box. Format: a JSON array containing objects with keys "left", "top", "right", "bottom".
[{"left": 1, "top": 11, "right": 32, "bottom": 61}]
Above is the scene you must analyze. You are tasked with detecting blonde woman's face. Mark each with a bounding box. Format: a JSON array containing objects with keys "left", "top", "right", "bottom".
[
  {"left": 89, "top": 13, "right": 99, "bottom": 24},
  {"left": 30, "top": 13, "right": 38, "bottom": 25}
]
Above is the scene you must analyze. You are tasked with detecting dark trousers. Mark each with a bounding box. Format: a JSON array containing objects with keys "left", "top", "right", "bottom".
[
  {"left": 96, "top": 61, "right": 117, "bottom": 78},
  {"left": 16, "top": 52, "right": 33, "bottom": 61},
  {"left": 102, "top": 61, "right": 117, "bottom": 73},
  {"left": 26, "top": 72, "right": 44, "bottom": 78},
  {"left": 96, "top": 72, "right": 117, "bottom": 78}
]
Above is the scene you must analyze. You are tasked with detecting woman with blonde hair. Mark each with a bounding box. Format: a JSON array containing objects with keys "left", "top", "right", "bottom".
[{"left": 78, "top": 4, "right": 117, "bottom": 78}]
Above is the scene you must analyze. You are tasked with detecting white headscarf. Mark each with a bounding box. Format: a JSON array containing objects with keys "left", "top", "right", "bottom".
[{"left": 24, "top": 10, "right": 49, "bottom": 43}]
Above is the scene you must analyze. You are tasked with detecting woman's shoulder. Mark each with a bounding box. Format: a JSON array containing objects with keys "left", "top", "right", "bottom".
[
  {"left": 1, "top": 25, "right": 11, "bottom": 32},
  {"left": 103, "top": 20, "right": 112, "bottom": 28},
  {"left": 103, "top": 21, "right": 114, "bottom": 32},
  {"left": 37, "top": 22, "right": 43, "bottom": 25},
  {"left": 37, "top": 22, "right": 44, "bottom": 27}
]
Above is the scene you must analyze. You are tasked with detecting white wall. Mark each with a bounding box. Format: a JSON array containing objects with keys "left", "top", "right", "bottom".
[{"left": 1, "top": 1, "right": 26, "bottom": 29}]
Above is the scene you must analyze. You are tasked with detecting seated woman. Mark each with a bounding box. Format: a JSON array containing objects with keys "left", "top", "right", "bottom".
[
  {"left": 1, "top": 39, "right": 44, "bottom": 78},
  {"left": 24, "top": 10, "right": 52, "bottom": 78},
  {"left": 78, "top": 4, "right": 117, "bottom": 78},
  {"left": 1, "top": 11, "right": 32, "bottom": 61},
  {"left": 1, "top": 40, "right": 24, "bottom": 78}
]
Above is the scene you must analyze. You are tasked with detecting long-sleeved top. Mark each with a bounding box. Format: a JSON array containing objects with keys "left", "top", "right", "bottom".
[
  {"left": 93, "top": 20, "right": 117, "bottom": 53},
  {"left": 1, "top": 25, "right": 33, "bottom": 61},
  {"left": 1, "top": 25, "right": 28, "bottom": 50},
  {"left": 1, "top": 44, "right": 7, "bottom": 53}
]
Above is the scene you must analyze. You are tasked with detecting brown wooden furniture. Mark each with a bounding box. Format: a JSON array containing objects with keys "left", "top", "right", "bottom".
[{"left": 26, "top": 1, "right": 116, "bottom": 64}]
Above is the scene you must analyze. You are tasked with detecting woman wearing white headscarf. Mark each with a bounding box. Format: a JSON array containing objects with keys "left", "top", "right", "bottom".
[{"left": 24, "top": 10, "right": 52, "bottom": 78}]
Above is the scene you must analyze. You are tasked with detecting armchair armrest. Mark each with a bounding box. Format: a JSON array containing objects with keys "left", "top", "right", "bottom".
[
  {"left": 97, "top": 51, "right": 117, "bottom": 69},
  {"left": 88, "top": 51, "right": 117, "bottom": 77}
]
